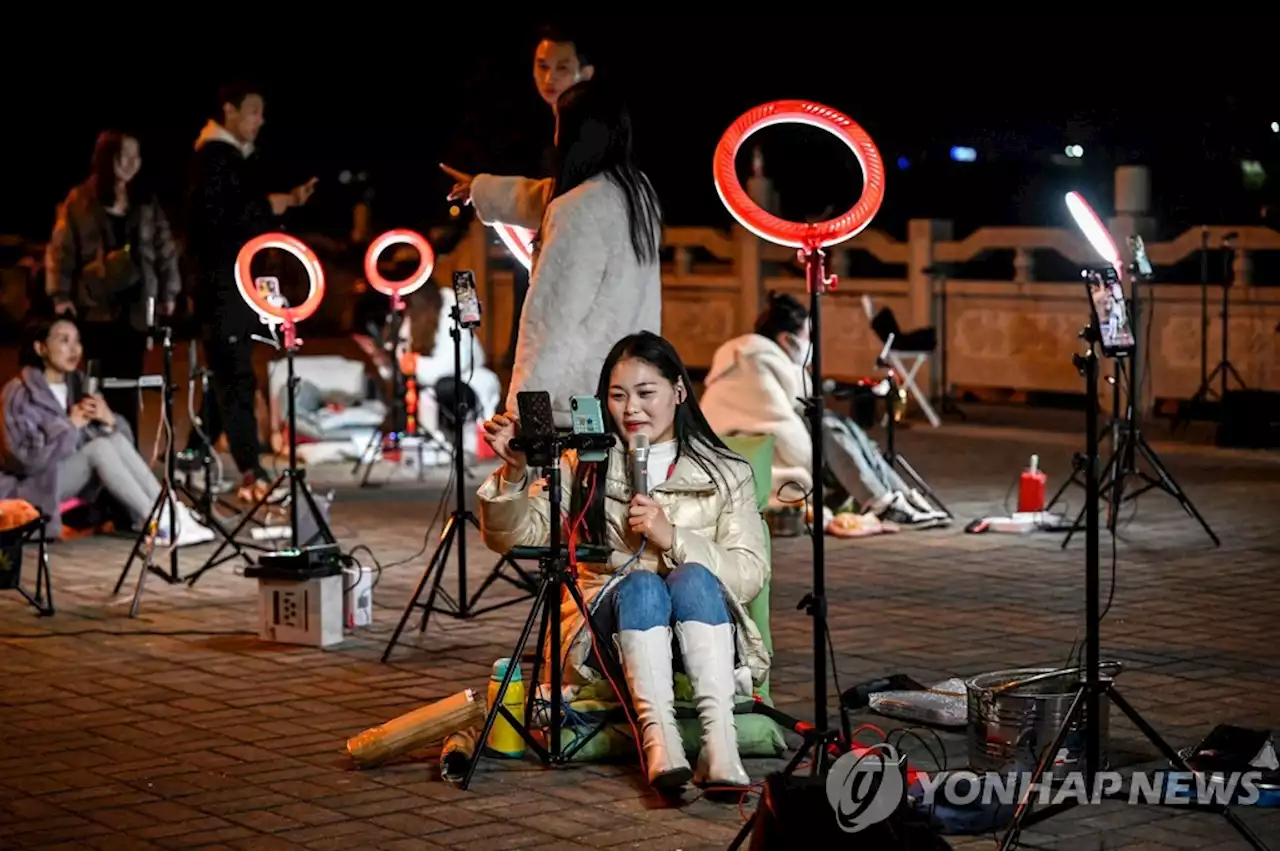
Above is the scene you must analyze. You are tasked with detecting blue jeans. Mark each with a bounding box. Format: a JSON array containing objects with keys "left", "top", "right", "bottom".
[{"left": 588, "top": 563, "right": 731, "bottom": 674}]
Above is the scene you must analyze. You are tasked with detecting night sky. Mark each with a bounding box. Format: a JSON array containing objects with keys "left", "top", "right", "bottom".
[{"left": 8, "top": 20, "right": 1277, "bottom": 246}]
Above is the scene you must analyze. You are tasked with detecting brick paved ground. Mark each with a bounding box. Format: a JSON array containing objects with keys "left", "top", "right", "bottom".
[{"left": 1, "top": 414, "right": 1278, "bottom": 850}]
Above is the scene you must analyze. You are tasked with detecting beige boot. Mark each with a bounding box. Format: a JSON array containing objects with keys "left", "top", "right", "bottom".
[
  {"left": 616, "top": 626, "right": 692, "bottom": 791},
  {"left": 675, "top": 621, "right": 750, "bottom": 788}
]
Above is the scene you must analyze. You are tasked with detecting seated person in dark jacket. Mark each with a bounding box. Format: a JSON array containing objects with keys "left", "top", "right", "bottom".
[
  {"left": 182, "top": 79, "right": 317, "bottom": 503},
  {"left": 0, "top": 317, "right": 214, "bottom": 546}
]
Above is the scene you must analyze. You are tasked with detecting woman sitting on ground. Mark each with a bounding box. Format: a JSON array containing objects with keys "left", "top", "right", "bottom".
[
  {"left": 0, "top": 317, "right": 214, "bottom": 545},
  {"left": 700, "top": 292, "right": 949, "bottom": 529},
  {"left": 477, "top": 332, "right": 769, "bottom": 793}
]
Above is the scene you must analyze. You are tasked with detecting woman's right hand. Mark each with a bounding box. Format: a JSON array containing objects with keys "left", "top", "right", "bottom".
[{"left": 483, "top": 413, "right": 526, "bottom": 478}]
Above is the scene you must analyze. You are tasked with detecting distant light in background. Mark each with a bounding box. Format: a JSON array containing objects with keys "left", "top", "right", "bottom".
[
  {"left": 1064, "top": 145, "right": 1084, "bottom": 158},
  {"left": 449, "top": 205, "right": 461, "bottom": 218},
  {"left": 1271, "top": 121, "right": 1279, "bottom": 133},
  {"left": 950, "top": 146, "right": 977, "bottom": 163},
  {"left": 897, "top": 156, "right": 910, "bottom": 170}
]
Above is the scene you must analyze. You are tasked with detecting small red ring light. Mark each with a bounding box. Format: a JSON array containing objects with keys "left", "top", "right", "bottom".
[
  {"left": 364, "top": 229, "right": 436, "bottom": 298},
  {"left": 234, "top": 233, "right": 326, "bottom": 325},
  {"left": 713, "top": 100, "right": 886, "bottom": 249}
]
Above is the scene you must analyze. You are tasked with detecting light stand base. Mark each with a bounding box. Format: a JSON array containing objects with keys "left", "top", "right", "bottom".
[
  {"left": 1060, "top": 415, "right": 1219, "bottom": 549},
  {"left": 459, "top": 548, "right": 617, "bottom": 789},
  {"left": 380, "top": 510, "right": 535, "bottom": 662},
  {"left": 381, "top": 306, "right": 535, "bottom": 662}
]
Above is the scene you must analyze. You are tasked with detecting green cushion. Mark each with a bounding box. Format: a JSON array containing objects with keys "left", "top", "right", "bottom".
[{"left": 556, "top": 432, "right": 786, "bottom": 762}]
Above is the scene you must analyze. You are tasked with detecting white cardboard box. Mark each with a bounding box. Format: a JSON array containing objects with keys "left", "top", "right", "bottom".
[{"left": 257, "top": 574, "right": 345, "bottom": 648}]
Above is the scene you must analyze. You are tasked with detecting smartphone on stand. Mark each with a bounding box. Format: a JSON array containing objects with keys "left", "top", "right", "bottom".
[
  {"left": 453, "top": 271, "right": 482, "bottom": 329},
  {"left": 571, "top": 395, "right": 608, "bottom": 462}
]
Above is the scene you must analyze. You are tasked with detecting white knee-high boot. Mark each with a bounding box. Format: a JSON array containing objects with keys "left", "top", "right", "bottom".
[
  {"left": 675, "top": 621, "right": 750, "bottom": 788},
  {"left": 616, "top": 626, "right": 692, "bottom": 790}
]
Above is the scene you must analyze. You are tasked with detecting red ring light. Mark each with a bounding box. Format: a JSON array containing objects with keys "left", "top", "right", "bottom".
[
  {"left": 714, "top": 100, "right": 886, "bottom": 249},
  {"left": 364, "top": 228, "right": 436, "bottom": 298},
  {"left": 235, "top": 233, "right": 326, "bottom": 326}
]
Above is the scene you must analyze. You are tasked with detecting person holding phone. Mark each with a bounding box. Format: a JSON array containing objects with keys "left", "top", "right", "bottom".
[
  {"left": 183, "top": 80, "right": 318, "bottom": 502},
  {"left": 477, "top": 332, "right": 767, "bottom": 795},
  {"left": 45, "top": 130, "right": 182, "bottom": 445},
  {"left": 0, "top": 317, "right": 214, "bottom": 545}
]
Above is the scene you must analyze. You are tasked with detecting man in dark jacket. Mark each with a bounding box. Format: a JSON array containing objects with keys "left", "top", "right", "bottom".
[{"left": 183, "top": 80, "right": 316, "bottom": 502}]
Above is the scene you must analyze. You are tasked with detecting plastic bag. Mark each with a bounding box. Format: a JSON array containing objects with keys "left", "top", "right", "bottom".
[{"left": 868, "top": 677, "right": 967, "bottom": 728}]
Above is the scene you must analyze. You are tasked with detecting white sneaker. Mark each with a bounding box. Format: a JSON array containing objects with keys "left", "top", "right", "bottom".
[
  {"left": 907, "top": 488, "right": 950, "bottom": 522},
  {"left": 174, "top": 505, "right": 217, "bottom": 547},
  {"left": 884, "top": 492, "right": 946, "bottom": 529}
]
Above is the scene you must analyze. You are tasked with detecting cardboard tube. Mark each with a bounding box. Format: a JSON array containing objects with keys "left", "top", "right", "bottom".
[
  {"left": 440, "top": 728, "right": 479, "bottom": 783},
  {"left": 346, "top": 689, "right": 484, "bottom": 768}
]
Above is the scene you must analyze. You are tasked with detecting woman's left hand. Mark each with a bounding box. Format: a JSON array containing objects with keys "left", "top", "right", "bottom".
[
  {"left": 628, "top": 494, "right": 674, "bottom": 551},
  {"left": 85, "top": 395, "right": 115, "bottom": 429}
]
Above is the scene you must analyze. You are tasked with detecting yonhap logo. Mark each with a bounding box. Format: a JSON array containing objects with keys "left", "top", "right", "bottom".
[{"left": 825, "top": 743, "right": 907, "bottom": 832}]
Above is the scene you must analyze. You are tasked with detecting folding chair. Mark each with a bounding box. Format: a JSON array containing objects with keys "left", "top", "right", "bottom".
[
  {"left": 0, "top": 515, "right": 55, "bottom": 616},
  {"left": 861, "top": 295, "right": 941, "bottom": 427}
]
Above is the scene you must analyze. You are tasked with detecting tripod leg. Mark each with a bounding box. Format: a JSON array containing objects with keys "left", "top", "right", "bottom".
[
  {"left": 461, "top": 578, "right": 554, "bottom": 790},
  {"left": 295, "top": 475, "right": 337, "bottom": 546},
  {"left": 997, "top": 685, "right": 1089, "bottom": 851},
  {"left": 1133, "top": 438, "right": 1221, "bottom": 547},
  {"left": 380, "top": 520, "right": 457, "bottom": 662},
  {"left": 1107, "top": 688, "right": 1269, "bottom": 851},
  {"left": 890, "top": 452, "right": 950, "bottom": 517},
  {"left": 114, "top": 487, "right": 167, "bottom": 595},
  {"left": 185, "top": 472, "right": 286, "bottom": 587}
]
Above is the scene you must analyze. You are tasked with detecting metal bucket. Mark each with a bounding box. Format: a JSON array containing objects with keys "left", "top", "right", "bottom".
[{"left": 966, "top": 663, "right": 1121, "bottom": 780}]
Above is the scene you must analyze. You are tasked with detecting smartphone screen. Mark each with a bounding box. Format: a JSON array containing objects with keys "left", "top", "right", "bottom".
[
  {"left": 571, "top": 395, "right": 608, "bottom": 462},
  {"left": 1086, "top": 268, "right": 1135, "bottom": 357},
  {"left": 453, "top": 271, "right": 482, "bottom": 329}
]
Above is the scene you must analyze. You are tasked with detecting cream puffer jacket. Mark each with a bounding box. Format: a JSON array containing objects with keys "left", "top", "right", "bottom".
[{"left": 476, "top": 439, "right": 772, "bottom": 697}]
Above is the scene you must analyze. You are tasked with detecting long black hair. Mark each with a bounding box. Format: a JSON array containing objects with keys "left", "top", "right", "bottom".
[
  {"left": 548, "top": 80, "right": 661, "bottom": 265},
  {"left": 754, "top": 291, "right": 808, "bottom": 340},
  {"left": 88, "top": 130, "right": 141, "bottom": 211},
  {"left": 569, "top": 332, "right": 748, "bottom": 546}
]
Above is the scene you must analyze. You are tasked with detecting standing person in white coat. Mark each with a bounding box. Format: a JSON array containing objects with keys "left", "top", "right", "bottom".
[{"left": 441, "top": 79, "right": 663, "bottom": 426}]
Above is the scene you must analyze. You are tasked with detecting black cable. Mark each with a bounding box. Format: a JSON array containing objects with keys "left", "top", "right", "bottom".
[{"left": 887, "top": 726, "right": 947, "bottom": 774}]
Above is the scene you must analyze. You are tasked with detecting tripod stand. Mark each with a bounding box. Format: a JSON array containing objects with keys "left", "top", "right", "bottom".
[
  {"left": 113, "top": 322, "right": 184, "bottom": 616},
  {"left": 1177, "top": 230, "right": 1248, "bottom": 429},
  {"left": 997, "top": 330, "right": 1266, "bottom": 851},
  {"left": 728, "top": 244, "right": 854, "bottom": 850},
  {"left": 175, "top": 340, "right": 260, "bottom": 568},
  {"left": 351, "top": 301, "right": 448, "bottom": 485},
  {"left": 381, "top": 306, "right": 535, "bottom": 662},
  {"left": 185, "top": 317, "right": 337, "bottom": 586},
  {"left": 878, "top": 343, "right": 952, "bottom": 519},
  {"left": 1060, "top": 269, "right": 1219, "bottom": 549},
  {"left": 460, "top": 430, "right": 619, "bottom": 788},
  {"left": 926, "top": 264, "right": 967, "bottom": 421}
]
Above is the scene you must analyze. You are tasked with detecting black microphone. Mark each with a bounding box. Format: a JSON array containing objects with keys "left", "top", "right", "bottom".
[
  {"left": 85, "top": 359, "right": 100, "bottom": 397},
  {"left": 629, "top": 433, "right": 650, "bottom": 497}
]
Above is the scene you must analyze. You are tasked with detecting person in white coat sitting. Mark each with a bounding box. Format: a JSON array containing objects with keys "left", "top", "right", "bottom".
[
  {"left": 701, "top": 293, "right": 949, "bottom": 528},
  {"left": 441, "top": 79, "right": 662, "bottom": 427}
]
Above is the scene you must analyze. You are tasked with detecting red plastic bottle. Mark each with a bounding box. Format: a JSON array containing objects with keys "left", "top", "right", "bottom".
[{"left": 1017, "top": 454, "right": 1047, "bottom": 513}]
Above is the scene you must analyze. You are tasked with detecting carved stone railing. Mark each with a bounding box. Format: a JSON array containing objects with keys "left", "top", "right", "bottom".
[{"left": 437, "top": 178, "right": 1280, "bottom": 415}]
